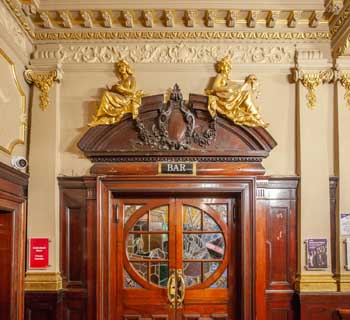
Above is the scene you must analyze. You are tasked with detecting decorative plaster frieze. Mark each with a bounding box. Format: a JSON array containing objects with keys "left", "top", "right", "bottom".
[
  {"left": 33, "top": 31, "right": 330, "bottom": 42},
  {"left": 292, "top": 68, "right": 334, "bottom": 109},
  {"left": 24, "top": 65, "right": 63, "bottom": 110},
  {"left": 33, "top": 44, "right": 295, "bottom": 65},
  {"left": 0, "top": 2, "right": 30, "bottom": 54}
]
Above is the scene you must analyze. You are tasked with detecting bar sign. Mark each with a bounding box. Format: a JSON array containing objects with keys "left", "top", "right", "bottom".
[{"left": 159, "top": 162, "right": 196, "bottom": 175}]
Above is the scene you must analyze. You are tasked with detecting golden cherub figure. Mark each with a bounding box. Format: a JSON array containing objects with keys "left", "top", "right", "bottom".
[
  {"left": 89, "top": 59, "right": 144, "bottom": 127},
  {"left": 206, "top": 56, "right": 268, "bottom": 128}
]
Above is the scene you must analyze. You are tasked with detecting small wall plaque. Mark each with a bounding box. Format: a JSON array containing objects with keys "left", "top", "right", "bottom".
[
  {"left": 158, "top": 162, "right": 196, "bottom": 175},
  {"left": 305, "top": 238, "right": 328, "bottom": 270},
  {"left": 345, "top": 238, "right": 350, "bottom": 271},
  {"left": 29, "top": 238, "right": 49, "bottom": 269}
]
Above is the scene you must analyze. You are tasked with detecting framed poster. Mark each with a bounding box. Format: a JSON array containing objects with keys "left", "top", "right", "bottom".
[
  {"left": 341, "top": 213, "right": 350, "bottom": 236},
  {"left": 305, "top": 238, "right": 328, "bottom": 270},
  {"left": 345, "top": 238, "right": 350, "bottom": 271}
]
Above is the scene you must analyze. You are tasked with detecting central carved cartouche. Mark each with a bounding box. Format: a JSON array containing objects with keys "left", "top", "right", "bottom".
[{"left": 135, "top": 84, "right": 217, "bottom": 150}]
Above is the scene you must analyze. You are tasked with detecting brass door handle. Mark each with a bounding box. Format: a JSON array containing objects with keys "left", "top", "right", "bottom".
[
  {"left": 167, "top": 269, "right": 176, "bottom": 308},
  {"left": 176, "top": 269, "right": 185, "bottom": 308}
]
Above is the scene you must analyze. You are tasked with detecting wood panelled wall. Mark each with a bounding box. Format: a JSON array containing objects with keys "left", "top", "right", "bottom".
[
  {"left": 0, "top": 162, "right": 28, "bottom": 320},
  {"left": 257, "top": 177, "right": 298, "bottom": 320},
  {"left": 24, "top": 175, "right": 350, "bottom": 319}
]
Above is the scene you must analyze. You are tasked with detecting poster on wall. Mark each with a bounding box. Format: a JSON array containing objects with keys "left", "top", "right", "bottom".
[
  {"left": 305, "top": 238, "right": 328, "bottom": 270},
  {"left": 340, "top": 213, "right": 350, "bottom": 236},
  {"left": 29, "top": 238, "right": 49, "bottom": 269},
  {"left": 345, "top": 238, "right": 350, "bottom": 271}
]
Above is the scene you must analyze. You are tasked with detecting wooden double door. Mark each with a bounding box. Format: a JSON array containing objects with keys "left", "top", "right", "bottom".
[{"left": 112, "top": 196, "right": 237, "bottom": 320}]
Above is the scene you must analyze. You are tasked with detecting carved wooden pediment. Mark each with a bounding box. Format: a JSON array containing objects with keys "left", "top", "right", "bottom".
[{"left": 78, "top": 85, "right": 276, "bottom": 163}]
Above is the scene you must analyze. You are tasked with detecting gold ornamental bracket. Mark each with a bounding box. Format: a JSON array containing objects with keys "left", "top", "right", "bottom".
[
  {"left": 291, "top": 68, "right": 334, "bottom": 109},
  {"left": 333, "top": 69, "right": 350, "bottom": 110},
  {"left": 339, "top": 73, "right": 350, "bottom": 110},
  {"left": 24, "top": 64, "right": 63, "bottom": 110}
]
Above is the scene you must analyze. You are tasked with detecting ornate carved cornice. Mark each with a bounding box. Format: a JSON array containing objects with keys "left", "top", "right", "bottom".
[
  {"left": 1, "top": 0, "right": 333, "bottom": 44},
  {"left": 33, "top": 43, "right": 295, "bottom": 65},
  {"left": 24, "top": 65, "right": 63, "bottom": 110},
  {"left": 292, "top": 68, "right": 334, "bottom": 109},
  {"left": 32, "top": 30, "right": 331, "bottom": 42},
  {"left": 0, "top": 2, "right": 31, "bottom": 56}
]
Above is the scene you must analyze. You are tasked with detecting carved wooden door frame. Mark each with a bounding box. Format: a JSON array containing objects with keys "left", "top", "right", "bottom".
[{"left": 96, "top": 176, "right": 257, "bottom": 320}]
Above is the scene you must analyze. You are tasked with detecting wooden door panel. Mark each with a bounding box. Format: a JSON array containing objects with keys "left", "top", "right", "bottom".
[
  {"left": 0, "top": 211, "right": 13, "bottom": 320},
  {"left": 113, "top": 197, "right": 236, "bottom": 320}
]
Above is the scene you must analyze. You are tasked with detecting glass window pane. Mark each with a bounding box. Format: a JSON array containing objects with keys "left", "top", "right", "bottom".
[
  {"left": 127, "top": 234, "right": 168, "bottom": 259},
  {"left": 203, "top": 261, "right": 220, "bottom": 280},
  {"left": 124, "top": 205, "right": 143, "bottom": 224},
  {"left": 131, "top": 213, "right": 148, "bottom": 231},
  {"left": 150, "top": 262, "right": 168, "bottom": 287},
  {"left": 183, "top": 233, "right": 225, "bottom": 259},
  {"left": 183, "top": 261, "right": 201, "bottom": 287},
  {"left": 150, "top": 206, "right": 168, "bottom": 231},
  {"left": 183, "top": 206, "right": 201, "bottom": 231},
  {"left": 210, "top": 268, "right": 228, "bottom": 288},
  {"left": 124, "top": 269, "right": 141, "bottom": 288},
  {"left": 207, "top": 204, "right": 228, "bottom": 224},
  {"left": 131, "top": 262, "right": 148, "bottom": 281},
  {"left": 203, "top": 213, "right": 221, "bottom": 231}
]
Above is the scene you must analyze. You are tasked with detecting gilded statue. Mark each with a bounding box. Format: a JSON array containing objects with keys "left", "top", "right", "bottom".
[
  {"left": 89, "top": 59, "right": 144, "bottom": 127},
  {"left": 206, "top": 56, "right": 268, "bottom": 128}
]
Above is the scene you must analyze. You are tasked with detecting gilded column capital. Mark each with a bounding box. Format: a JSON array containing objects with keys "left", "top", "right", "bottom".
[
  {"left": 24, "top": 64, "right": 63, "bottom": 110},
  {"left": 291, "top": 68, "right": 334, "bottom": 109}
]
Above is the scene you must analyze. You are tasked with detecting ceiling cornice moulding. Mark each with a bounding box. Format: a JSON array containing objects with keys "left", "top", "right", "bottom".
[
  {"left": 32, "top": 31, "right": 331, "bottom": 42},
  {"left": 5, "top": 0, "right": 349, "bottom": 46}
]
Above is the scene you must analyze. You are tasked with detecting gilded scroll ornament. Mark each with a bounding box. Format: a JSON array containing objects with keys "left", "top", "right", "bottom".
[
  {"left": 89, "top": 60, "right": 144, "bottom": 126},
  {"left": 205, "top": 56, "right": 268, "bottom": 128},
  {"left": 339, "top": 73, "right": 350, "bottom": 110},
  {"left": 24, "top": 66, "right": 63, "bottom": 110},
  {"left": 294, "top": 69, "right": 333, "bottom": 109}
]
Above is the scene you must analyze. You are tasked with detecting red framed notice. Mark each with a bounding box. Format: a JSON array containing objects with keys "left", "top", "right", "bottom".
[{"left": 30, "top": 238, "right": 49, "bottom": 268}]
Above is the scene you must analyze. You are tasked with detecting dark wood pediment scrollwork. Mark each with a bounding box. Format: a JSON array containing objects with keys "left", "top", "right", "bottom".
[{"left": 78, "top": 84, "right": 277, "bottom": 163}]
